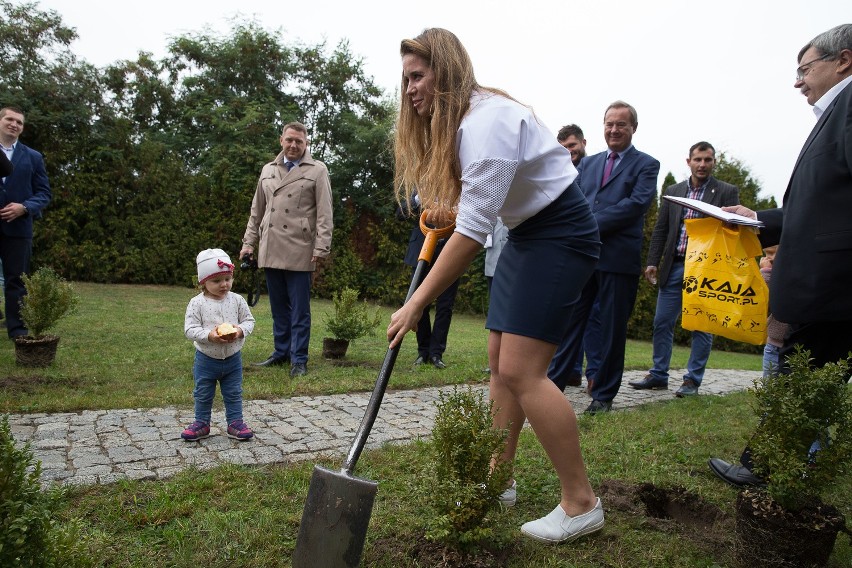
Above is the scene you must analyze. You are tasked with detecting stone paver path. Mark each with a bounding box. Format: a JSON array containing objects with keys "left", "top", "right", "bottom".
[{"left": 8, "top": 369, "right": 760, "bottom": 487}]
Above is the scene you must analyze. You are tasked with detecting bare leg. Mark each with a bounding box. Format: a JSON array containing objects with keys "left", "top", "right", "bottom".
[
  {"left": 488, "top": 331, "right": 525, "bottom": 476},
  {"left": 489, "top": 330, "right": 596, "bottom": 517}
]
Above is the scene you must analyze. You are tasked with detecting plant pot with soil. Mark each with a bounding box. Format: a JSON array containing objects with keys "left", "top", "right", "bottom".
[
  {"left": 322, "top": 287, "right": 381, "bottom": 359},
  {"left": 14, "top": 267, "right": 80, "bottom": 367},
  {"left": 735, "top": 346, "right": 852, "bottom": 568}
]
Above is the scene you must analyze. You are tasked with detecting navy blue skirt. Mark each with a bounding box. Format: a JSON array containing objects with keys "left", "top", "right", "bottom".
[{"left": 486, "top": 183, "right": 600, "bottom": 344}]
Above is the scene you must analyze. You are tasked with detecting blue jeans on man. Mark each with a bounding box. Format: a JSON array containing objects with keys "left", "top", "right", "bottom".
[{"left": 648, "top": 260, "right": 713, "bottom": 386}]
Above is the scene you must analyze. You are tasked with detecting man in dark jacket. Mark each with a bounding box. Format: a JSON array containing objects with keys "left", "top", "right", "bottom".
[
  {"left": 709, "top": 24, "right": 852, "bottom": 487},
  {"left": 629, "top": 142, "right": 738, "bottom": 397}
]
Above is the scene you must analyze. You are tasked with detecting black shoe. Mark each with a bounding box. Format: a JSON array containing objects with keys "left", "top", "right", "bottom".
[
  {"left": 413, "top": 356, "right": 426, "bottom": 366},
  {"left": 584, "top": 400, "right": 612, "bottom": 415},
  {"left": 429, "top": 355, "right": 446, "bottom": 370},
  {"left": 253, "top": 356, "right": 289, "bottom": 367},
  {"left": 290, "top": 362, "right": 307, "bottom": 377},
  {"left": 708, "top": 458, "right": 765, "bottom": 488},
  {"left": 628, "top": 374, "right": 669, "bottom": 390}
]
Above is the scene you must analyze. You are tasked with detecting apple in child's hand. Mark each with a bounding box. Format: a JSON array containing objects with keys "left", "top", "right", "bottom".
[{"left": 216, "top": 323, "right": 238, "bottom": 340}]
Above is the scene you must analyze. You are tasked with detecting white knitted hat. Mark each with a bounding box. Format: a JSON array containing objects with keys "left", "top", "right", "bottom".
[{"left": 196, "top": 249, "right": 234, "bottom": 284}]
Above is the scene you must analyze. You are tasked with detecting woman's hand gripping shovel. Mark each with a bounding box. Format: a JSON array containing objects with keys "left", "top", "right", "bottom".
[{"left": 293, "top": 211, "right": 455, "bottom": 568}]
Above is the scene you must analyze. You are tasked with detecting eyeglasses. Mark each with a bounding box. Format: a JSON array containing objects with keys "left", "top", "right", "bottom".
[{"left": 796, "top": 54, "right": 832, "bottom": 81}]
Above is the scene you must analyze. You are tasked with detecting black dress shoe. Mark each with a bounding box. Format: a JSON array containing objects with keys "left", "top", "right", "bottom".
[
  {"left": 628, "top": 374, "right": 669, "bottom": 390},
  {"left": 290, "top": 362, "right": 307, "bottom": 377},
  {"left": 429, "top": 355, "right": 446, "bottom": 370},
  {"left": 253, "top": 356, "right": 289, "bottom": 367},
  {"left": 708, "top": 458, "right": 765, "bottom": 487},
  {"left": 584, "top": 400, "right": 612, "bottom": 415},
  {"left": 413, "top": 356, "right": 426, "bottom": 366}
]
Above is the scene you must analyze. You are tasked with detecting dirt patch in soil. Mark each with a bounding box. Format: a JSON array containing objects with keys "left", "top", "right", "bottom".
[
  {"left": 0, "top": 375, "right": 67, "bottom": 394},
  {"left": 368, "top": 480, "right": 733, "bottom": 567},
  {"left": 367, "top": 532, "right": 517, "bottom": 568},
  {"left": 599, "top": 479, "right": 733, "bottom": 559}
]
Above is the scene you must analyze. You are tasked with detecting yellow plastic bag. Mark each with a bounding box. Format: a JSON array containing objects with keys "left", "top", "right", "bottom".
[{"left": 681, "top": 217, "right": 768, "bottom": 345}]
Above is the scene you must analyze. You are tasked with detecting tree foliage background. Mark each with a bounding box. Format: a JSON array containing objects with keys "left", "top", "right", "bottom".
[{"left": 1, "top": 1, "right": 777, "bottom": 349}]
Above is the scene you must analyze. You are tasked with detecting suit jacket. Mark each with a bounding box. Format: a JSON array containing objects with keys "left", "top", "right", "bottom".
[
  {"left": 647, "top": 177, "right": 739, "bottom": 285},
  {"left": 756, "top": 80, "right": 852, "bottom": 324},
  {"left": 577, "top": 146, "right": 660, "bottom": 274},
  {"left": 0, "top": 142, "right": 52, "bottom": 239},
  {"left": 243, "top": 149, "right": 333, "bottom": 271}
]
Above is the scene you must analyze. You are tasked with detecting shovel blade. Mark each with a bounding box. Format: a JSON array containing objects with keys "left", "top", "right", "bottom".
[{"left": 292, "top": 465, "right": 378, "bottom": 568}]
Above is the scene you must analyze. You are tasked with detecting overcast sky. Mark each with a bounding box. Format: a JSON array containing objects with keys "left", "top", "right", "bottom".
[{"left": 33, "top": 0, "right": 848, "bottom": 204}]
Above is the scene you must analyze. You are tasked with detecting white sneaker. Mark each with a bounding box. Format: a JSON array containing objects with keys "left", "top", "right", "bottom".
[
  {"left": 520, "top": 498, "right": 604, "bottom": 543},
  {"left": 498, "top": 480, "right": 517, "bottom": 507}
]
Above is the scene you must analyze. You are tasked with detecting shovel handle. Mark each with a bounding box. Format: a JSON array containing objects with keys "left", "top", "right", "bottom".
[{"left": 343, "top": 211, "right": 455, "bottom": 473}]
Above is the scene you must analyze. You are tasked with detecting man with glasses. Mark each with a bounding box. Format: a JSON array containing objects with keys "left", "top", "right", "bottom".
[
  {"left": 708, "top": 24, "right": 852, "bottom": 487},
  {"left": 550, "top": 101, "right": 660, "bottom": 414}
]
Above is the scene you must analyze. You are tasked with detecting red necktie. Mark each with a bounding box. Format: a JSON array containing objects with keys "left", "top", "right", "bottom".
[{"left": 602, "top": 152, "right": 618, "bottom": 185}]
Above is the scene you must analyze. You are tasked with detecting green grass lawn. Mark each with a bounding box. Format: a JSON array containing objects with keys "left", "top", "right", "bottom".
[
  {"left": 8, "top": 284, "right": 848, "bottom": 567},
  {"left": 0, "top": 282, "right": 762, "bottom": 414},
  {"left": 55, "top": 392, "right": 851, "bottom": 567}
]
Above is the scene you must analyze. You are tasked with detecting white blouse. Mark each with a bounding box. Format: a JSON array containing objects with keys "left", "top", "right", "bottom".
[{"left": 454, "top": 91, "right": 577, "bottom": 245}]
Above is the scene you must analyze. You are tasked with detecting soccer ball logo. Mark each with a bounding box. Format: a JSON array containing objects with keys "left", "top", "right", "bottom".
[{"left": 683, "top": 276, "right": 699, "bottom": 294}]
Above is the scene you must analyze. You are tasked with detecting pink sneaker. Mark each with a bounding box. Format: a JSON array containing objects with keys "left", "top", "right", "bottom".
[
  {"left": 181, "top": 420, "right": 210, "bottom": 441},
  {"left": 227, "top": 420, "right": 254, "bottom": 440}
]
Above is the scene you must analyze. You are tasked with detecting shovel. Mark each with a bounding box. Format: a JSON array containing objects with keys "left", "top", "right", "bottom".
[{"left": 292, "top": 211, "right": 455, "bottom": 568}]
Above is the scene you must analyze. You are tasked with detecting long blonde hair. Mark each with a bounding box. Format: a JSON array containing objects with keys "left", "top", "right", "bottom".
[{"left": 393, "top": 28, "right": 481, "bottom": 215}]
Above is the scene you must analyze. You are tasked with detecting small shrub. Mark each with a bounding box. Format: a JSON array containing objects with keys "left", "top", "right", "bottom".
[
  {"left": 421, "top": 387, "right": 511, "bottom": 551},
  {"left": 323, "top": 287, "right": 381, "bottom": 342},
  {"left": 19, "top": 267, "right": 80, "bottom": 338},
  {"left": 0, "top": 415, "right": 91, "bottom": 567},
  {"left": 749, "top": 346, "right": 852, "bottom": 511}
]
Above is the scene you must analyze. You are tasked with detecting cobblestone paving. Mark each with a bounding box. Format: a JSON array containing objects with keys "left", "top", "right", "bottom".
[{"left": 8, "top": 369, "right": 760, "bottom": 487}]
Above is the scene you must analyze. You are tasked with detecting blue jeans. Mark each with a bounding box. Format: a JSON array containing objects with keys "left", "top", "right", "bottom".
[
  {"left": 649, "top": 260, "right": 713, "bottom": 385},
  {"left": 762, "top": 344, "right": 781, "bottom": 377},
  {"left": 192, "top": 351, "right": 244, "bottom": 424}
]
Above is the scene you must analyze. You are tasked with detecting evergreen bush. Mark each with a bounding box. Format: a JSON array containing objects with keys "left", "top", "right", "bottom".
[
  {"left": 19, "top": 267, "right": 80, "bottom": 339},
  {"left": 0, "top": 415, "right": 91, "bottom": 567},
  {"left": 421, "top": 387, "right": 511, "bottom": 551},
  {"left": 750, "top": 346, "right": 852, "bottom": 511},
  {"left": 323, "top": 287, "right": 381, "bottom": 342}
]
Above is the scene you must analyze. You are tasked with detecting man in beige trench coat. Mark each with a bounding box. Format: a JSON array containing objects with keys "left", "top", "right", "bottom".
[{"left": 241, "top": 122, "right": 333, "bottom": 377}]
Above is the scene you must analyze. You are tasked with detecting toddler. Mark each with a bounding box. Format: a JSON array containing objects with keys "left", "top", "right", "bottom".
[{"left": 182, "top": 248, "right": 256, "bottom": 441}]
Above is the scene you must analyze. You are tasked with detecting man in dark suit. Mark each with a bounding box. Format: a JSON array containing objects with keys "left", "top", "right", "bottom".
[
  {"left": 629, "top": 142, "right": 739, "bottom": 397},
  {"left": 401, "top": 195, "right": 459, "bottom": 369},
  {"left": 549, "top": 101, "right": 660, "bottom": 414},
  {"left": 0, "top": 106, "right": 52, "bottom": 339},
  {"left": 709, "top": 24, "right": 852, "bottom": 487}
]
